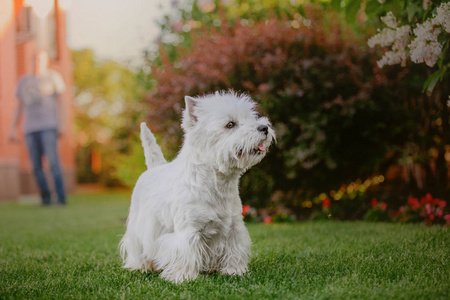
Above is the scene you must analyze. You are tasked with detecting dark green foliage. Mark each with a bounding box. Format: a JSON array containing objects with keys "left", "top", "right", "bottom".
[{"left": 364, "top": 208, "right": 391, "bottom": 222}]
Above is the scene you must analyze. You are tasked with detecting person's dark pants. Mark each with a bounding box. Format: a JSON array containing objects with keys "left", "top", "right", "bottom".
[{"left": 25, "top": 129, "right": 66, "bottom": 205}]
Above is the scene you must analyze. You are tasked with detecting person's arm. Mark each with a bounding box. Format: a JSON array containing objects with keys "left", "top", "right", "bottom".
[
  {"left": 52, "top": 71, "right": 66, "bottom": 137},
  {"left": 56, "top": 93, "right": 66, "bottom": 136},
  {"left": 8, "top": 101, "right": 23, "bottom": 142}
]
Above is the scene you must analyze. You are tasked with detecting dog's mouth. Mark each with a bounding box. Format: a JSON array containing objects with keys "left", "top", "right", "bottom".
[
  {"left": 256, "top": 143, "right": 266, "bottom": 152},
  {"left": 237, "top": 143, "right": 267, "bottom": 157}
]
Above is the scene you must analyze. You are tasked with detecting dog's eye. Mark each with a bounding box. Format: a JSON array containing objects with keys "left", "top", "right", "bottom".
[{"left": 226, "top": 121, "right": 236, "bottom": 129}]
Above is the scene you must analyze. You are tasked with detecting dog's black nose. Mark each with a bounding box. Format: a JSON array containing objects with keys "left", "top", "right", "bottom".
[{"left": 257, "top": 125, "right": 268, "bottom": 135}]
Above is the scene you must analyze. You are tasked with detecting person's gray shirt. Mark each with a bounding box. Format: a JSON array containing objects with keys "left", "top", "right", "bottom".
[{"left": 16, "top": 70, "right": 65, "bottom": 134}]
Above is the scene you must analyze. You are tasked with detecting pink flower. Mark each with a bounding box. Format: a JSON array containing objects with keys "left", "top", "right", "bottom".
[
  {"left": 380, "top": 202, "right": 387, "bottom": 211},
  {"left": 172, "top": 22, "right": 183, "bottom": 32},
  {"left": 371, "top": 198, "right": 378, "bottom": 207},
  {"left": 322, "top": 198, "right": 331, "bottom": 209},
  {"left": 445, "top": 214, "right": 450, "bottom": 225},
  {"left": 242, "top": 205, "right": 251, "bottom": 217},
  {"left": 425, "top": 203, "right": 432, "bottom": 215},
  {"left": 263, "top": 215, "right": 273, "bottom": 224},
  {"left": 258, "top": 83, "right": 272, "bottom": 93}
]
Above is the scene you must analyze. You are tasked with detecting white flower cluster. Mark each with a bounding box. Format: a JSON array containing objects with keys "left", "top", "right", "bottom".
[
  {"left": 368, "top": 2, "right": 450, "bottom": 68},
  {"left": 409, "top": 20, "right": 442, "bottom": 67},
  {"left": 368, "top": 12, "right": 411, "bottom": 67},
  {"left": 433, "top": 2, "right": 450, "bottom": 33},
  {"left": 380, "top": 11, "right": 398, "bottom": 28}
]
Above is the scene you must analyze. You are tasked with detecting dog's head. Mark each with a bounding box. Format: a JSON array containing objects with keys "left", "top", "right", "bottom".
[{"left": 181, "top": 91, "right": 275, "bottom": 174}]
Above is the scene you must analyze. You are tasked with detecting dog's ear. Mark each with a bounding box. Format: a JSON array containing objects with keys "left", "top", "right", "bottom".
[{"left": 182, "top": 96, "right": 198, "bottom": 131}]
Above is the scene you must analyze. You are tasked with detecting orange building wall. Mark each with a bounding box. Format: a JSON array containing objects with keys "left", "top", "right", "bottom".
[
  {"left": 0, "top": 0, "right": 75, "bottom": 200},
  {"left": 0, "top": 0, "right": 21, "bottom": 200}
]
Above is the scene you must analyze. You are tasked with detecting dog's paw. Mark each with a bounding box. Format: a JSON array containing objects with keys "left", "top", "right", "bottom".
[
  {"left": 160, "top": 270, "right": 199, "bottom": 284},
  {"left": 220, "top": 265, "right": 248, "bottom": 276}
]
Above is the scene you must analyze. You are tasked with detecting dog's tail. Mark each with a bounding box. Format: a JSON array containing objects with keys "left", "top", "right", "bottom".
[{"left": 140, "top": 122, "right": 167, "bottom": 169}]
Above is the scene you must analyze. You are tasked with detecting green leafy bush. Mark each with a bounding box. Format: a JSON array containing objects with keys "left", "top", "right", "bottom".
[
  {"left": 72, "top": 49, "right": 146, "bottom": 186},
  {"left": 364, "top": 198, "right": 390, "bottom": 222}
]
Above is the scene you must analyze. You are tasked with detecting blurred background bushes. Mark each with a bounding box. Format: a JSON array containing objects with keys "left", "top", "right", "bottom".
[
  {"left": 73, "top": 49, "right": 147, "bottom": 186},
  {"left": 72, "top": 0, "right": 449, "bottom": 222}
]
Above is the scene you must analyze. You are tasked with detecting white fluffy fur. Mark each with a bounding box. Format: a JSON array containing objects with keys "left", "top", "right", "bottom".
[{"left": 120, "top": 91, "right": 275, "bottom": 283}]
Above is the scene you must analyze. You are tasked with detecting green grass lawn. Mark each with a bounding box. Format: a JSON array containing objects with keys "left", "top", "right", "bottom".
[{"left": 1, "top": 192, "right": 449, "bottom": 299}]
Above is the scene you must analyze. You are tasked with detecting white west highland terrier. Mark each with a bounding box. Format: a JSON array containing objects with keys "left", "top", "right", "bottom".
[{"left": 120, "top": 91, "right": 275, "bottom": 283}]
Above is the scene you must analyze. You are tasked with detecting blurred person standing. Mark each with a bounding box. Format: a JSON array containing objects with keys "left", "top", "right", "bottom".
[{"left": 8, "top": 50, "right": 67, "bottom": 206}]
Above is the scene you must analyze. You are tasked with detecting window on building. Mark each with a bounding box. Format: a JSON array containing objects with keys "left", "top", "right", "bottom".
[
  {"left": 35, "top": 4, "right": 58, "bottom": 60},
  {"left": 16, "top": 1, "right": 59, "bottom": 60},
  {"left": 15, "top": 6, "right": 34, "bottom": 44}
]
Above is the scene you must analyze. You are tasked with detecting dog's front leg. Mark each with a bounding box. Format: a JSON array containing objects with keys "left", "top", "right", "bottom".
[
  {"left": 220, "top": 214, "right": 251, "bottom": 276},
  {"left": 154, "top": 230, "right": 205, "bottom": 283}
]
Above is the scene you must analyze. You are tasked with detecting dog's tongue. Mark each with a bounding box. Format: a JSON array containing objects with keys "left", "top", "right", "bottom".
[{"left": 258, "top": 144, "right": 266, "bottom": 151}]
